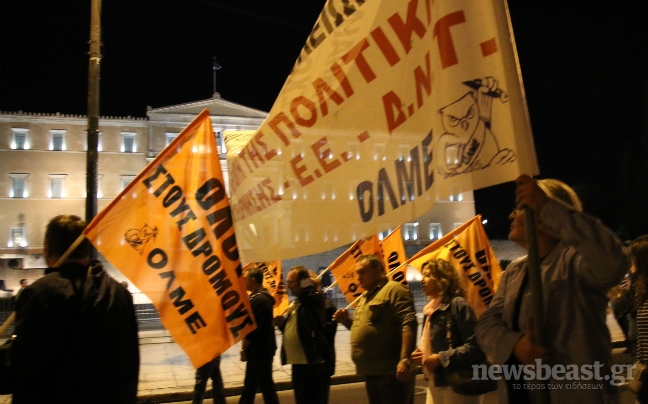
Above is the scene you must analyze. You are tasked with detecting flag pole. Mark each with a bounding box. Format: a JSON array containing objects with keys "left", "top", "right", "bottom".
[
  {"left": 212, "top": 57, "right": 217, "bottom": 94},
  {"left": 523, "top": 207, "right": 550, "bottom": 404},
  {"left": 85, "top": 0, "right": 102, "bottom": 260}
]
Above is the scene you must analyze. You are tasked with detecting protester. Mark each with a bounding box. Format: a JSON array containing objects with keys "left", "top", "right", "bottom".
[
  {"left": 274, "top": 266, "right": 333, "bottom": 404},
  {"left": 192, "top": 355, "right": 226, "bottom": 404},
  {"left": 629, "top": 235, "right": 648, "bottom": 403},
  {"left": 332, "top": 254, "right": 418, "bottom": 404},
  {"left": 310, "top": 269, "right": 338, "bottom": 387},
  {"left": 11, "top": 215, "right": 140, "bottom": 404},
  {"left": 12, "top": 279, "right": 28, "bottom": 309},
  {"left": 475, "top": 175, "right": 629, "bottom": 403},
  {"left": 239, "top": 266, "right": 280, "bottom": 404},
  {"left": 15, "top": 279, "right": 28, "bottom": 299},
  {"left": 411, "top": 258, "right": 486, "bottom": 404}
]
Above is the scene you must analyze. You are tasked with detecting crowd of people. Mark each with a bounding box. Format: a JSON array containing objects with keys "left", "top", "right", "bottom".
[{"left": 7, "top": 174, "right": 647, "bottom": 404}]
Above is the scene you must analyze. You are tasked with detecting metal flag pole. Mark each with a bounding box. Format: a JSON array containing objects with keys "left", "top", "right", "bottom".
[
  {"left": 212, "top": 57, "right": 222, "bottom": 95},
  {"left": 86, "top": 0, "right": 102, "bottom": 260},
  {"left": 524, "top": 207, "right": 550, "bottom": 404}
]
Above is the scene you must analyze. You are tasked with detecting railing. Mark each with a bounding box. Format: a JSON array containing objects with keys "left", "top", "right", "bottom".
[{"left": 1, "top": 283, "right": 429, "bottom": 338}]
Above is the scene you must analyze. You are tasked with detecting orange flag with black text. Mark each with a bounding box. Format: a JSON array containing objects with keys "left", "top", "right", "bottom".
[
  {"left": 83, "top": 109, "right": 255, "bottom": 368},
  {"left": 402, "top": 215, "right": 502, "bottom": 318},
  {"left": 380, "top": 226, "right": 408, "bottom": 285},
  {"left": 325, "top": 235, "right": 381, "bottom": 305},
  {"left": 242, "top": 261, "right": 288, "bottom": 316}
]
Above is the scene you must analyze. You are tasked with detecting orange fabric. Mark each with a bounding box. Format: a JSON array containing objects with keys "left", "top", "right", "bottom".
[
  {"left": 243, "top": 261, "right": 288, "bottom": 316},
  {"left": 403, "top": 216, "right": 502, "bottom": 318},
  {"left": 325, "top": 235, "right": 381, "bottom": 305},
  {"left": 380, "top": 226, "right": 408, "bottom": 285},
  {"left": 84, "top": 109, "right": 255, "bottom": 368}
]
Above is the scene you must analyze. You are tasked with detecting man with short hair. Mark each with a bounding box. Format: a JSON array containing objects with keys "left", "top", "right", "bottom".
[
  {"left": 333, "top": 254, "right": 418, "bottom": 404},
  {"left": 16, "top": 279, "right": 28, "bottom": 294},
  {"left": 11, "top": 214, "right": 140, "bottom": 404},
  {"left": 275, "top": 266, "right": 334, "bottom": 404},
  {"left": 239, "top": 266, "right": 280, "bottom": 404}
]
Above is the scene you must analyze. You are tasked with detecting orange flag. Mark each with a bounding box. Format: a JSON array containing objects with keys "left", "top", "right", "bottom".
[
  {"left": 380, "top": 226, "right": 408, "bottom": 285},
  {"left": 243, "top": 261, "right": 288, "bottom": 316},
  {"left": 325, "top": 235, "right": 381, "bottom": 305},
  {"left": 402, "top": 216, "right": 502, "bottom": 318},
  {"left": 84, "top": 109, "right": 255, "bottom": 368}
]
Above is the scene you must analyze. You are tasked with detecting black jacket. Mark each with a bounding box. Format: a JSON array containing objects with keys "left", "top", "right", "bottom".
[
  {"left": 244, "top": 287, "right": 277, "bottom": 357},
  {"left": 11, "top": 260, "right": 140, "bottom": 404},
  {"left": 279, "top": 283, "right": 335, "bottom": 375}
]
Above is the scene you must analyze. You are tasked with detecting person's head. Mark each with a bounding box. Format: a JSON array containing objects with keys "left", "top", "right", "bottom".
[
  {"left": 287, "top": 266, "right": 311, "bottom": 296},
  {"left": 308, "top": 270, "right": 323, "bottom": 291},
  {"left": 244, "top": 266, "right": 263, "bottom": 292},
  {"left": 20, "top": 279, "right": 28, "bottom": 288},
  {"left": 630, "top": 235, "right": 648, "bottom": 278},
  {"left": 43, "top": 215, "right": 91, "bottom": 267},
  {"left": 420, "top": 259, "right": 466, "bottom": 301},
  {"left": 508, "top": 178, "right": 582, "bottom": 248},
  {"left": 354, "top": 254, "right": 386, "bottom": 291},
  {"left": 630, "top": 236, "right": 648, "bottom": 309}
]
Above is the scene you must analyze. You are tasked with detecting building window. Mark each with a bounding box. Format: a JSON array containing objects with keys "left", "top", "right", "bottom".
[
  {"left": 166, "top": 133, "right": 179, "bottom": 146},
  {"left": 50, "top": 130, "right": 66, "bottom": 151},
  {"left": 11, "top": 129, "right": 28, "bottom": 150},
  {"left": 9, "top": 227, "right": 26, "bottom": 248},
  {"left": 9, "top": 174, "right": 28, "bottom": 198},
  {"left": 122, "top": 132, "right": 136, "bottom": 153},
  {"left": 403, "top": 223, "right": 418, "bottom": 241},
  {"left": 48, "top": 175, "right": 66, "bottom": 198},
  {"left": 378, "top": 229, "right": 391, "bottom": 240},
  {"left": 121, "top": 175, "right": 136, "bottom": 191},
  {"left": 215, "top": 130, "right": 225, "bottom": 154},
  {"left": 429, "top": 223, "right": 442, "bottom": 240}
]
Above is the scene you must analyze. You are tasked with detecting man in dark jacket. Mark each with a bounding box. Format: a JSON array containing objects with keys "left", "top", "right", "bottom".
[
  {"left": 275, "top": 266, "right": 334, "bottom": 404},
  {"left": 239, "top": 266, "right": 279, "bottom": 404},
  {"left": 11, "top": 214, "right": 140, "bottom": 404}
]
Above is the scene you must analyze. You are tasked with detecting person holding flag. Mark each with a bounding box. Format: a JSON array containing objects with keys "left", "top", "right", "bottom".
[
  {"left": 11, "top": 215, "right": 140, "bottom": 403},
  {"left": 332, "top": 254, "right": 418, "bottom": 404},
  {"left": 239, "top": 266, "right": 280, "bottom": 404},
  {"left": 274, "top": 266, "right": 333, "bottom": 404},
  {"left": 475, "top": 175, "right": 629, "bottom": 403}
]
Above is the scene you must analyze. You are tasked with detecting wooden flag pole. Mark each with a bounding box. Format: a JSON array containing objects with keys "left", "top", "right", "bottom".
[{"left": 524, "top": 207, "right": 550, "bottom": 404}]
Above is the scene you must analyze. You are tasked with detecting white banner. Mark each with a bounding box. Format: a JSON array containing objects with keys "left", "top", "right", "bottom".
[{"left": 226, "top": 0, "right": 537, "bottom": 262}]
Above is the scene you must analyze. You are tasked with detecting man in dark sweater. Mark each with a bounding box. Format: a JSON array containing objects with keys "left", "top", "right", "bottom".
[
  {"left": 239, "top": 266, "right": 279, "bottom": 404},
  {"left": 11, "top": 215, "right": 140, "bottom": 404}
]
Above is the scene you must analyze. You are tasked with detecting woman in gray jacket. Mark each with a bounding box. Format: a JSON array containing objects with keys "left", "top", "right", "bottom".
[{"left": 475, "top": 175, "right": 629, "bottom": 404}]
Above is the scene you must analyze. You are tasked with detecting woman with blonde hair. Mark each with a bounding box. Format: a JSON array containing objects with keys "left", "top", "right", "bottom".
[{"left": 411, "top": 258, "right": 486, "bottom": 404}]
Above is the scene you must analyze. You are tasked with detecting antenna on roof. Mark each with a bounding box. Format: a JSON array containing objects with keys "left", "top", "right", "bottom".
[{"left": 213, "top": 56, "right": 222, "bottom": 97}]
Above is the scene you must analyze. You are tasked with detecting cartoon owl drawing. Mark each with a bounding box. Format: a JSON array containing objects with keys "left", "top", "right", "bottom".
[{"left": 436, "top": 77, "right": 515, "bottom": 177}]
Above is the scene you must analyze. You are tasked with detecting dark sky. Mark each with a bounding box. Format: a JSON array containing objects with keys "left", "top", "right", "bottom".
[{"left": 1, "top": 0, "right": 647, "bottom": 239}]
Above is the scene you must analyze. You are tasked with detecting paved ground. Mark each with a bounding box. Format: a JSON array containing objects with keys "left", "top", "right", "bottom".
[{"left": 0, "top": 312, "right": 631, "bottom": 403}]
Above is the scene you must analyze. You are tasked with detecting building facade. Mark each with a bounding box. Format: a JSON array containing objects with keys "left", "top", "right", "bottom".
[{"left": 0, "top": 94, "right": 475, "bottom": 295}]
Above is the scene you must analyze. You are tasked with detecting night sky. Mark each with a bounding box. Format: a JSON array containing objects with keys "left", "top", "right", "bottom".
[{"left": 1, "top": 0, "right": 647, "bottom": 239}]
